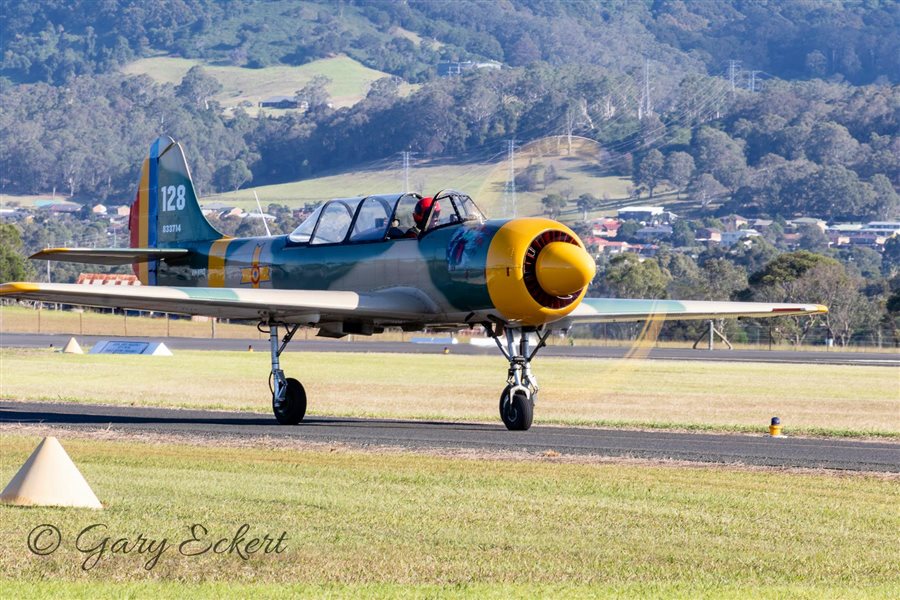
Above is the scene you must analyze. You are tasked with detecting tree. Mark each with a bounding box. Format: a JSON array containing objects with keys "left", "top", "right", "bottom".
[
  {"left": 540, "top": 193, "right": 566, "bottom": 219},
  {"left": 691, "top": 127, "right": 747, "bottom": 196},
  {"left": 576, "top": 193, "right": 597, "bottom": 221},
  {"left": 214, "top": 159, "right": 252, "bottom": 192},
  {"left": 688, "top": 173, "right": 726, "bottom": 210},
  {"left": 603, "top": 254, "right": 670, "bottom": 299},
  {"left": 870, "top": 174, "right": 899, "bottom": 219},
  {"left": 0, "top": 223, "right": 35, "bottom": 282},
  {"left": 175, "top": 66, "right": 222, "bottom": 109},
  {"left": 805, "top": 122, "right": 860, "bottom": 166},
  {"left": 671, "top": 220, "right": 695, "bottom": 247},
  {"left": 747, "top": 251, "right": 836, "bottom": 345},
  {"left": 664, "top": 152, "right": 694, "bottom": 196},
  {"left": 295, "top": 75, "right": 332, "bottom": 112},
  {"left": 635, "top": 149, "right": 665, "bottom": 198},
  {"left": 800, "top": 262, "right": 871, "bottom": 346}
]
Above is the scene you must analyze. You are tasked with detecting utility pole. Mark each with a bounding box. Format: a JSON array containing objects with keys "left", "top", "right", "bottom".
[{"left": 502, "top": 140, "right": 518, "bottom": 218}]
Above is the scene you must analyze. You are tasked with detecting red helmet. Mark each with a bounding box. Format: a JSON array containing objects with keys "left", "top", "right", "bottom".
[{"left": 413, "top": 196, "right": 440, "bottom": 226}]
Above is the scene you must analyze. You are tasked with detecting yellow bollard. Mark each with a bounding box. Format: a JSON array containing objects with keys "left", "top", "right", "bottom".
[{"left": 769, "top": 417, "right": 782, "bottom": 437}]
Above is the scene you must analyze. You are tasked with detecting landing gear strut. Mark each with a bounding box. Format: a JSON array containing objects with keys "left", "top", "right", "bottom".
[
  {"left": 264, "top": 321, "right": 306, "bottom": 425},
  {"left": 487, "top": 325, "right": 551, "bottom": 431}
]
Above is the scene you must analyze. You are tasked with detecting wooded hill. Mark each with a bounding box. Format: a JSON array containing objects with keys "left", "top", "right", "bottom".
[{"left": 0, "top": 0, "right": 897, "bottom": 221}]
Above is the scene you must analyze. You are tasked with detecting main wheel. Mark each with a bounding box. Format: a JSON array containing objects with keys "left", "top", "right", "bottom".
[
  {"left": 499, "top": 385, "right": 534, "bottom": 431},
  {"left": 273, "top": 377, "right": 307, "bottom": 425}
]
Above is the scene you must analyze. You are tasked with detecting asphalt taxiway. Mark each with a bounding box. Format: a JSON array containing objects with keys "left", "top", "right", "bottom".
[
  {"left": 2, "top": 402, "right": 897, "bottom": 472},
  {"left": 3, "top": 332, "right": 898, "bottom": 366}
]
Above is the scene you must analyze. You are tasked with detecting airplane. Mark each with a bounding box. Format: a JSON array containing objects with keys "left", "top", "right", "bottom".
[{"left": 1, "top": 136, "right": 827, "bottom": 430}]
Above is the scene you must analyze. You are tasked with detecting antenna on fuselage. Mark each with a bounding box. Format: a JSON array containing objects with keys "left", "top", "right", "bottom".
[{"left": 253, "top": 190, "right": 272, "bottom": 237}]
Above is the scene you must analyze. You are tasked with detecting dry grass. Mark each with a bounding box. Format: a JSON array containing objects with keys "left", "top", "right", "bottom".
[
  {"left": 0, "top": 433, "right": 897, "bottom": 597},
  {"left": 1, "top": 347, "right": 897, "bottom": 437}
]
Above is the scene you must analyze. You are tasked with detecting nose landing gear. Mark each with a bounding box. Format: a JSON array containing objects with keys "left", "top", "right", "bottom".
[
  {"left": 488, "top": 325, "right": 551, "bottom": 431},
  {"left": 265, "top": 321, "right": 306, "bottom": 424}
]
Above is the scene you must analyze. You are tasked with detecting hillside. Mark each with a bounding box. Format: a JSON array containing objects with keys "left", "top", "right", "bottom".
[
  {"left": 121, "top": 54, "right": 412, "bottom": 113},
  {"left": 204, "top": 136, "right": 635, "bottom": 221}
]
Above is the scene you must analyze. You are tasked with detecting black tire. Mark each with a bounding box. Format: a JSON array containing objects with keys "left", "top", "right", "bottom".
[
  {"left": 273, "top": 377, "right": 307, "bottom": 425},
  {"left": 499, "top": 386, "right": 534, "bottom": 431}
]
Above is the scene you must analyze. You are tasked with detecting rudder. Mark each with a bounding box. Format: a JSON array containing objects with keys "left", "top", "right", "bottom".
[{"left": 129, "top": 136, "right": 223, "bottom": 284}]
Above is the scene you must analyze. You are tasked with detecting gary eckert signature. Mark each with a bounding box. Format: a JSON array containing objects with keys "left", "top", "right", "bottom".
[{"left": 27, "top": 523, "right": 289, "bottom": 571}]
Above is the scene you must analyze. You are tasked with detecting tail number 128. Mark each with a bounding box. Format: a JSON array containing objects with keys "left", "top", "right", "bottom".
[{"left": 160, "top": 185, "right": 186, "bottom": 211}]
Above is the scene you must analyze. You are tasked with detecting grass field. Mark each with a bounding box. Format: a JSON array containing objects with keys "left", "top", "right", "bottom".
[
  {"left": 203, "top": 137, "right": 637, "bottom": 219},
  {"left": 2, "top": 347, "right": 897, "bottom": 438},
  {"left": 121, "top": 54, "right": 409, "bottom": 113},
  {"left": 0, "top": 433, "right": 897, "bottom": 598}
]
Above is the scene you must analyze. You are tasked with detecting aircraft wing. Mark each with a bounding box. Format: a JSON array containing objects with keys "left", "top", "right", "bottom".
[
  {"left": 29, "top": 248, "right": 189, "bottom": 265},
  {"left": 0, "top": 282, "right": 435, "bottom": 323},
  {"left": 558, "top": 298, "right": 827, "bottom": 325}
]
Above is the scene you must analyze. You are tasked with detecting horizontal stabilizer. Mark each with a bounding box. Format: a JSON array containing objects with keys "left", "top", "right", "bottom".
[{"left": 29, "top": 248, "right": 189, "bottom": 265}]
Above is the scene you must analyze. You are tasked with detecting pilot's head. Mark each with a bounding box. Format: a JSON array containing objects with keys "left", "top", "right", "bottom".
[{"left": 413, "top": 196, "right": 440, "bottom": 228}]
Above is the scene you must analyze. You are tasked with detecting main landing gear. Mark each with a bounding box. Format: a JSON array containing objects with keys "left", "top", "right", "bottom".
[
  {"left": 263, "top": 321, "right": 306, "bottom": 425},
  {"left": 487, "top": 325, "right": 552, "bottom": 431}
]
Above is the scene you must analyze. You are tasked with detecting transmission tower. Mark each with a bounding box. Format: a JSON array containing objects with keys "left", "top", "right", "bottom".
[
  {"left": 642, "top": 58, "right": 652, "bottom": 118},
  {"left": 502, "top": 140, "right": 518, "bottom": 217},
  {"left": 747, "top": 70, "right": 759, "bottom": 92},
  {"left": 399, "top": 150, "right": 417, "bottom": 192},
  {"left": 728, "top": 60, "right": 741, "bottom": 95}
]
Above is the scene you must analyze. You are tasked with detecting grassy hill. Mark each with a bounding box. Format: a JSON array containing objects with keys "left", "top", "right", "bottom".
[
  {"left": 121, "top": 54, "right": 410, "bottom": 114},
  {"left": 205, "top": 137, "right": 642, "bottom": 222}
]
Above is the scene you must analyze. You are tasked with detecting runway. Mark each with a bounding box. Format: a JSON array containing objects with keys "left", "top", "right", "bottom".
[
  {"left": 2, "top": 401, "right": 897, "bottom": 472},
  {"left": 3, "top": 332, "right": 899, "bottom": 366}
]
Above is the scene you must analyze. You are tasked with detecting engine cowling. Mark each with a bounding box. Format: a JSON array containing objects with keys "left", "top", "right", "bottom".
[{"left": 485, "top": 218, "right": 596, "bottom": 326}]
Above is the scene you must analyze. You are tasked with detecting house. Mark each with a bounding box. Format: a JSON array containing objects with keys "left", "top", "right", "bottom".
[
  {"left": 826, "top": 223, "right": 863, "bottom": 247},
  {"left": 750, "top": 218, "right": 774, "bottom": 231},
  {"left": 617, "top": 206, "right": 664, "bottom": 224},
  {"left": 861, "top": 221, "right": 900, "bottom": 238},
  {"left": 592, "top": 239, "right": 632, "bottom": 256},
  {"left": 634, "top": 225, "right": 673, "bottom": 242},
  {"left": 218, "top": 207, "right": 246, "bottom": 219},
  {"left": 258, "top": 96, "right": 302, "bottom": 109},
  {"left": 590, "top": 218, "right": 621, "bottom": 238},
  {"left": 43, "top": 202, "right": 80, "bottom": 214},
  {"left": 720, "top": 214, "right": 749, "bottom": 231},
  {"left": 695, "top": 227, "right": 722, "bottom": 243},
  {"left": 789, "top": 217, "right": 827, "bottom": 233},
  {"left": 114, "top": 205, "right": 131, "bottom": 217},
  {"left": 721, "top": 229, "right": 761, "bottom": 246},
  {"left": 91, "top": 204, "right": 107, "bottom": 215},
  {"left": 438, "top": 60, "right": 502, "bottom": 77}
]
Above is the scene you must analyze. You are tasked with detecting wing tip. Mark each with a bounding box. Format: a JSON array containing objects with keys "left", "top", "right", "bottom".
[
  {"left": 0, "top": 282, "right": 40, "bottom": 295},
  {"left": 815, "top": 304, "right": 829, "bottom": 314}
]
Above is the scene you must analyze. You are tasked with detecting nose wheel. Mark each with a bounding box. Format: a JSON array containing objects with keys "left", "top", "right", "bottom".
[
  {"left": 499, "top": 385, "right": 534, "bottom": 430},
  {"left": 488, "top": 324, "right": 550, "bottom": 431},
  {"left": 265, "top": 321, "right": 306, "bottom": 425}
]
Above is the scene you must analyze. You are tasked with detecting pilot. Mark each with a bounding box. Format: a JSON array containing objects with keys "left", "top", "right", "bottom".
[{"left": 406, "top": 196, "right": 440, "bottom": 238}]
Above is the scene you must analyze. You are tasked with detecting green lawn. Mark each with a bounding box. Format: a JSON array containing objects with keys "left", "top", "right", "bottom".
[
  {"left": 2, "top": 348, "right": 897, "bottom": 438},
  {"left": 0, "top": 434, "right": 897, "bottom": 598}
]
